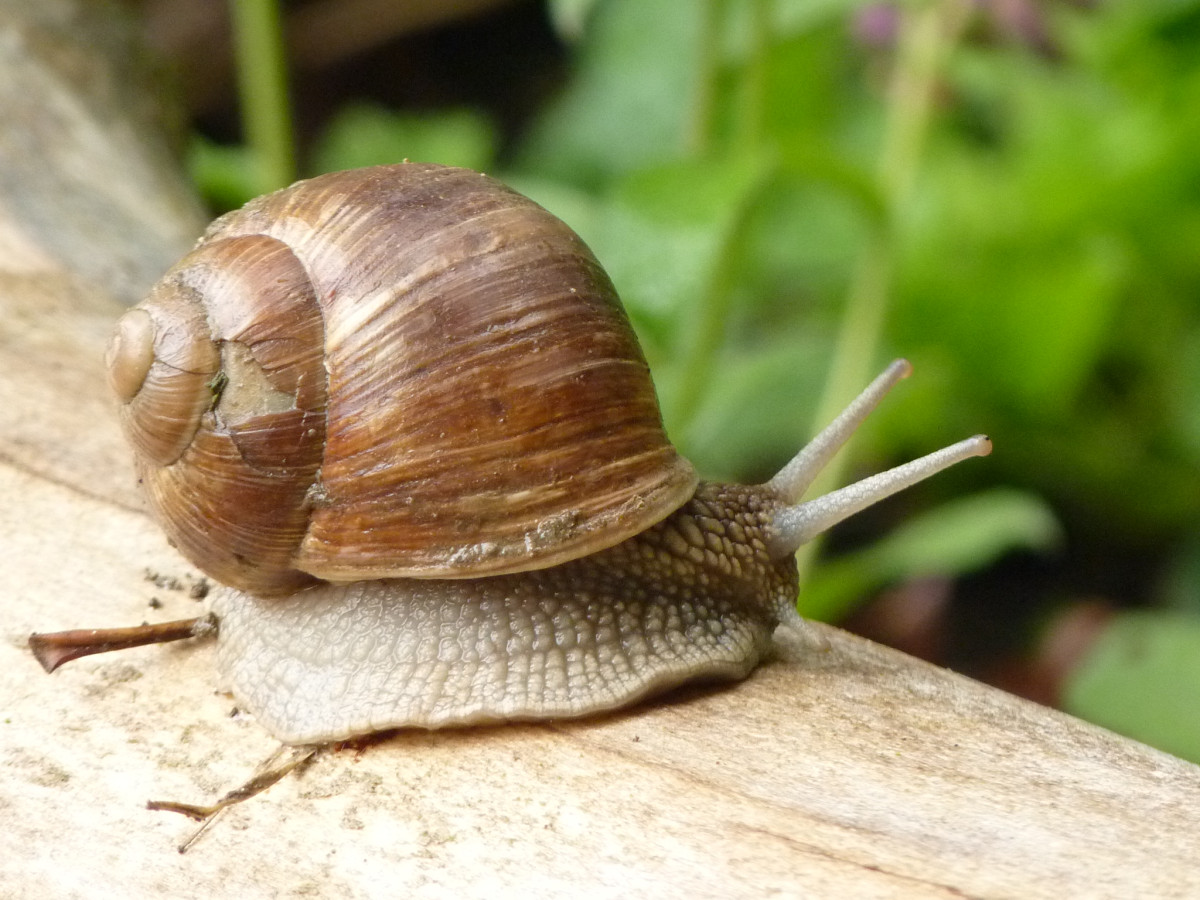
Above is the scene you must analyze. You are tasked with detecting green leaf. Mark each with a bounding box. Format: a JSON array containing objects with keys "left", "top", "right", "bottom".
[
  {"left": 666, "top": 330, "right": 829, "bottom": 482},
  {"left": 311, "top": 103, "right": 496, "bottom": 175},
  {"left": 1064, "top": 611, "right": 1200, "bottom": 765},
  {"left": 799, "top": 488, "right": 1062, "bottom": 622},
  {"left": 187, "top": 135, "right": 262, "bottom": 212},
  {"left": 518, "top": 0, "right": 707, "bottom": 185},
  {"left": 609, "top": 154, "right": 766, "bottom": 287}
]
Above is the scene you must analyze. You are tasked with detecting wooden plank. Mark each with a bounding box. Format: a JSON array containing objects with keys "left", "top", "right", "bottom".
[{"left": 1, "top": 2, "right": 1197, "bottom": 896}]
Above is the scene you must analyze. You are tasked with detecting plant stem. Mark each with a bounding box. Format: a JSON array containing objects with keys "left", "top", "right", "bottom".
[
  {"left": 794, "top": 0, "right": 968, "bottom": 590},
  {"left": 690, "top": 0, "right": 724, "bottom": 155},
  {"left": 670, "top": 199, "right": 749, "bottom": 430},
  {"left": 229, "top": 0, "right": 295, "bottom": 192},
  {"left": 672, "top": 0, "right": 773, "bottom": 432},
  {"left": 735, "top": 0, "right": 770, "bottom": 152}
]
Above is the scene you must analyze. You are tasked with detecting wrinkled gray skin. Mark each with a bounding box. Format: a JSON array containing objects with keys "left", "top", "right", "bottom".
[{"left": 213, "top": 483, "right": 800, "bottom": 745}]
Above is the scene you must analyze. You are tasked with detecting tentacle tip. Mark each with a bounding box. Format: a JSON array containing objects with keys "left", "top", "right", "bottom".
[
  {"left": 970, "top": 434, "right": 993, "bottom": 457},
  {"left": 890, "top": 358, "right": 914, "bottom": 379}
]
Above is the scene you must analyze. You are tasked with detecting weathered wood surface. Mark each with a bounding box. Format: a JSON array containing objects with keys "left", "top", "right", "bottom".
[{"left": 2, "top": 3, "right": 1198, "bottom": 897}]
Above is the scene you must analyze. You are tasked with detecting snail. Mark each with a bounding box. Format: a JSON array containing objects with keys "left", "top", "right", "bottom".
[{"left": 33, "top": 162, "right": 990, "bottom": 747}]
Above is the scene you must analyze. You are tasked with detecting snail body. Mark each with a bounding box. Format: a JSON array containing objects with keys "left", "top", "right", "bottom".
[
  {"left": 214, "top": 482, "right": 795, "bottom": 742},
  {"left": 104, "top": 162, "right": 990, "bottom": 745}
]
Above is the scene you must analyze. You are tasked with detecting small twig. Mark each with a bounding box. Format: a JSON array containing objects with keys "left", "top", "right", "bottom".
[
  {"left": 28, "top": 614, "right": 217, "bottom": 673},
  {"left": 148, "top": 745, "right": 320, "bottom": 853}
]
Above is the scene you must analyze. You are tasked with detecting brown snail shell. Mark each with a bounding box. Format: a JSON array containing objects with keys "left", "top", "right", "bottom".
[{"left": 107, "top": 164, "right": 697, "bottom": 597}]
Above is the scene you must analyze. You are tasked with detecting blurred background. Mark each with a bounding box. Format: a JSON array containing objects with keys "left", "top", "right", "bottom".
[{"left": 125, "top": 0, "right": 1200, "bottom": 762}]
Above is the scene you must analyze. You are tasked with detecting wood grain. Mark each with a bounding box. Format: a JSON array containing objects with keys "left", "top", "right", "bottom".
[{"left": 1, "top": 2, "right": 1197, "bottom": 897}]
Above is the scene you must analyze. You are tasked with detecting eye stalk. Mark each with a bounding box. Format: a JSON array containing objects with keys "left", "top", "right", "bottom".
[{"left": 764, "top": 359, "right": 991, "bottom": 559}]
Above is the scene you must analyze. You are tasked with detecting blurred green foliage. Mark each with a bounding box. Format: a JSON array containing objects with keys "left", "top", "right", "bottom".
[
  {"left": 1066, "top": 611, "right": 1200, "bottom": 764},
  {"left": 203, "top": 0, "right": 1200, "bottom": 762}
]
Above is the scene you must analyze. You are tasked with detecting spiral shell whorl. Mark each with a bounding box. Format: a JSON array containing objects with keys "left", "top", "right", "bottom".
[{"left": 110, "top": 233, "right": 327, "bottom": 595}]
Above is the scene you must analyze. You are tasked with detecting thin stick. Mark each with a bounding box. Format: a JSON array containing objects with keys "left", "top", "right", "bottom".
[
  {"left": 148, "top": 744, "right": 319, "bottom": 853},
  {"left": 28, "top": 615, "right": 217, "bottom": 673}
]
